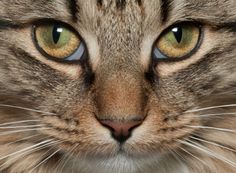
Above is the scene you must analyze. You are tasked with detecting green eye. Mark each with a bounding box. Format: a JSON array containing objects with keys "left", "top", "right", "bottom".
[
  {"left": 154, "top": 23, "right": 201, "bottom": 59},
  {"left": 34, "top": 23, "right": 84, "bottom": 61}
]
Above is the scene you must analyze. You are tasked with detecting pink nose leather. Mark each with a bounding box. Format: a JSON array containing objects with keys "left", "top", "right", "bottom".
[{"left": 100, "top": 120, "right": 143, "bottom": 143}]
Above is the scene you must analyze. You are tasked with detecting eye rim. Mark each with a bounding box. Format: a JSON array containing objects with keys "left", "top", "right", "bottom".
[
  {"left": 32, "top": 19, "right": 88, "bottom": 64},
  {"left": 152, "top": 22, "right": 204, "bottom": 63}
]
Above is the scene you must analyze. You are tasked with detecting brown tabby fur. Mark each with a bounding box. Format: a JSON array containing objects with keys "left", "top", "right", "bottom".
[{"left": 0, "top": 0, "right": 236, "bottom": 172}]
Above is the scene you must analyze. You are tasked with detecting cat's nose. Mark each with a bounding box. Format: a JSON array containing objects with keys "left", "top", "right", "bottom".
[{"left": 100, "top": 120, "right": 143, "bottom": 143}]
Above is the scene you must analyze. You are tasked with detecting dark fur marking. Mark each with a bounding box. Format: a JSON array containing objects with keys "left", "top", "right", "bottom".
[
  {"left": 97, "top": 0, "right": 103, "bottom": 6},
  {"left": 160, "top": 0, "right": 171, "bottom": 23},
  {"left": 69, "top": 0, "right": 79, "bottom": 22},
  {"left": 135, "top": 0, "right": 142, "bottom": 6},
  {"left": 0, "top": 20, "right": 20, "bottom": 29},
  {"left": 218, "top": 22, "right": 236, "bottom": 32},
  {"left": 11, "top": 47, "right": 66, "bottom": 89},
  {"left": 173, "top": 48, "right": 230, "bottom": 98},
  {"left": 116, "top": 0, "right": 126, "bottom": 10}
]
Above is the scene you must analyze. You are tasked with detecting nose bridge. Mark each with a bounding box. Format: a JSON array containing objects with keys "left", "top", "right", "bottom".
[{"left": 96, "top": 71, "right": 145, "bottom": 121}]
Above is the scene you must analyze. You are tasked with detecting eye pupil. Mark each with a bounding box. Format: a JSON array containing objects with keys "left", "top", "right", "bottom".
[
  {"left": 172, "top": 26, "right": 182, "bottom": 43},
  {"left": 52, "top": 25, "right": 62, "bottom": 44}
]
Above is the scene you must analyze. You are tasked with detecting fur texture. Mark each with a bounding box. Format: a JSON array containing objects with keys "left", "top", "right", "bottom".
[{"left": 0, "top": 0, "right": 236, "bottom": 172}]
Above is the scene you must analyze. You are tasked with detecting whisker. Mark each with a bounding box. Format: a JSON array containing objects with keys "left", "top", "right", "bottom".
[
  {"left": 0, "top": 145, "right": 51, "bottom": 169},
  {"left": 177, "top": 139, "right": 236, "bottom": 168},
  {"left": 186, "top": 138, "right": 236, "bottom": 168},
  {"left": 60, "top": 144, "right": 78, "bottom": 173},
  {"left": 178, "top": 146, "right": 209, "bottom": 167},
  {"left": 186, "top": 104, "right": 236, "bottom": 113},
  {"left": 184, "top": 125, "right": 236, "bottom": 133},
  {"left": 14, "top": 140, "right": 61, "bottom": 159},
  {"left": 0, "top": 120, "right": 40, "bottom": 127},
  {"left": 189, "top": 136, "right": 236, "bottom": 153},
  {"left": 171, "top": 149, "right": 186, "bottom": 162},
  {"left": 215, "top": 90, "right": 236, "bottom": 96},
  {"left": 198, "top": 112, "right": 236, "bottom": 118},
  {"left": 0, "top": 139, "right": 54, "bottom": 161},
  {"left": 0, "top": 127, "right": 51, "bottom": 136},
  {"left": 0, "top": 125, "right": 44, "bottom": 129},
  {"left": 0, "top": 104, "right": 55, "bottom": 115},
  {"left": 5, "top": 134, "right": 41, "bottom": 146},
  {"left": 55, "top": 144, "right": 78, "bottom": 173},
  {"left": 29, "top": 149, "right": 61, "bottom": 173},
  {"left": 169, "top": 149, "right": 187, "bottom": 168},
  {"left": 72, "top": 155, "right": 76, "bottom": 173},
  {"left": 0, "top": 140, "right": 62, "bottom": 169}
]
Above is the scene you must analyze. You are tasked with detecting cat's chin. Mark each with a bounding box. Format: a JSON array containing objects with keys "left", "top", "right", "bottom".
[
  {"left": 73, "top": 153, "right": 163, "bottom": 173},
  {"left": 65, "top": 151, "right": 186, "bottom": 173},
  {"left": 87, "top": 147, "right": 165, "bottom": 160},
  {"left": 57, "top": 141, "right": 166, "bottom": 170}
]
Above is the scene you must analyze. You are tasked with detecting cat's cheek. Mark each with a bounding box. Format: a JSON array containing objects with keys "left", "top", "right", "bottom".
[{"left": 38, "top": 111, "right": 120, "bottom": 155}]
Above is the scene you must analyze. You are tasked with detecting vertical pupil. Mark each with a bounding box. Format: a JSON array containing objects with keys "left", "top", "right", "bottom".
[
  {"left": 172, "top": 26, "right": 182, "bottom": 43},
  {"left": 52, "top": 25, "right": 62, "bottom": 44}
]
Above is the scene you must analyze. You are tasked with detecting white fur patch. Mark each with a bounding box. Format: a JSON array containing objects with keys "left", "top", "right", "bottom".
[{"left": 63, "top": 153, "right": 189, "bottom": 173}]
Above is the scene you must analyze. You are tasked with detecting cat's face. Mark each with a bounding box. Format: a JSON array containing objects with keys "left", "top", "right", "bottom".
[{"left": 0, "top": 0, "right": 236, "bottom": 173}]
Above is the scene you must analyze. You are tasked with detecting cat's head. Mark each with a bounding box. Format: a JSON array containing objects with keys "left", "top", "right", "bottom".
[{"left": 0, "top": 0, "right": 236, "bottom": 172}]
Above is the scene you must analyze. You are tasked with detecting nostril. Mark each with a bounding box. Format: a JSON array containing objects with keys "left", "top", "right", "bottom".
[{"left": 99, "top": 120, "right": 143, "bottom": 143}]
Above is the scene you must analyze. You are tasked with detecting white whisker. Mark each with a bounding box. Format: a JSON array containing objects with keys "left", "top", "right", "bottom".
[
  {"left": 190, "top": 136, "right": 236, "bottom": 153},
  {"left": 29, "top": 149, "right": 60, "bottom": 173},
  {"left": 0, "top": 140, "right": 62, "bottom": 169},
  {"left": 0, "top": 139, "right": 53, "bottom": 161},
  {"left": 72, "top": 155, "right": 76, "bottom": 173},
  {"left": 60, "top": 144, "right": 78, "bottom": 173},
  {"left": 172, "top": 149, "right": 186, "bottom": 162},
  {"left": 13, "top": 140, "right": 61, "bottom": 159},
  {"left": 0, "top": 120, "right": 40, "bottom": 127},
  {"left": 169, "top": 149, "right": 186, "bottom": 168},
  {"left": 0, "top": 104, "right": 55, "bottom": 115},
  {"left": 5, "top": 134, "right": 41, "bottom": 146},
  {"left": 187, "top": 139, "right": 236, "bottom": 168},
  {"left": 25, "top": 140, "right": 63, "bottom": 156},
  {"left": 198, "top": 112, "right": 236, "bottom": 118},
  {"left": 0, "top": 125, "right": 44, "bottom": 129},
  {"left": 186, "top": 112, "right": 236, "bottom": 118},
  {"left": 215, "top": 90, "right": 236, "bottom": 96},
  {"left": 0, "top": 127, "right": 50, "bottom": 136},
  {"left": 185, "top": 125, "right": 236, "bottom": 133},
  {"left": 186, "top": 104, "right": 236, "bottom": 113},
  {"left": 177, "top": 139, "right": 236, "bottom": 168},
  {"left": 178, "top": 146, "right": 208, "bottom": 167},
  {"left": 55, "top": 144, "right": 78, "bottom": 173}
]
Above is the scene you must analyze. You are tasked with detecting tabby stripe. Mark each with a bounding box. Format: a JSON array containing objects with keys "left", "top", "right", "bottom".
[
  {"left": 97, "top": 0, "right": 103, "bottom": 6},
  {"left": 160, "top": 0, "right": 171, "bottom": 23},
  {"left": 68, "top": 0, "right": 79, "bottom": 22},
  {"left": 11, "top": 47, "right": 94, "bottom": 90},
  {"left": 116, "top": 0, "right": 126, "bottom": 10},
  {"left": 135, "top": 0, "right": 142, "bottom": 6},
  {"left": 0, "top": 20, "right": 20, "bottom": 29},
  {"left": 175, "top": 46, "right": 234, "bottom": 97},
  {"left": 11, "top": 47, "right": 57, "bottom": 74},
  {"left": 218, "top": 22, "right": 236, "bottom": 32}
]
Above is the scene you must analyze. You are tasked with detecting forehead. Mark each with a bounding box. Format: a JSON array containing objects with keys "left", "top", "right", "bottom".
[
  {"left": 1, "top": 0, "right": 233, "bottom": 33},
  {"left": 1, "top": 0, "right": 233, "bottom": 23}
]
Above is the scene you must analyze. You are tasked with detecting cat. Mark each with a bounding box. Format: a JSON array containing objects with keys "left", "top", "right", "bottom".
[{"left": 0, "top": 0, "right": 236, "bottom": 172}]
